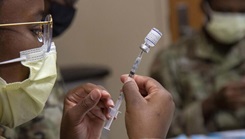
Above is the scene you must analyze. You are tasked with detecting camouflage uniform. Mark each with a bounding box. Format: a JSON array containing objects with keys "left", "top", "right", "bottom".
[
  {"left": 150, "top": 31, "right": 245, "bottom": 137},
  {"left": 0, "top": 69, "right": 66, "bottom": 139},
  {"left": 0, "top": 68, "right": 109, "bottom": 139}
]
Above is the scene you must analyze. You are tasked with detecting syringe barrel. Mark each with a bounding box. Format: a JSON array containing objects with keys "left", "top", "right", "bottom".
[{"left": 104, "top": 92, "right": 124, "bottom": 130}]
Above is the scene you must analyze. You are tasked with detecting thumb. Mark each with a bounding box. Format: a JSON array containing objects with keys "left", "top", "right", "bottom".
[
  {"left": 122, "top": 77, "right": 143, "bottom": 107},
  {"left": 73, "top": 89, "right": 101, "bottom": 119}
]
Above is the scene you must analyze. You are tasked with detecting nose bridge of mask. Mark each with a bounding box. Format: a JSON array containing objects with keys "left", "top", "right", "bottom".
[
  {"left": 206, "top": 2, "right": 245, "bottom": 22},
  {"left": 210, "top": 9, "right": 245, "bottom": 29},
  {"left": 0, "top": 43, "right": 55, "bottom": 65},
  {"left": 206, "top": 9, "right": 245, "bottom": 44}
]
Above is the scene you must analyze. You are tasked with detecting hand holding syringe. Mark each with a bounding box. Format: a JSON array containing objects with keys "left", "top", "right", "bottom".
[{"left": 104, "top": 28, "right": 163, "bottom": 130}]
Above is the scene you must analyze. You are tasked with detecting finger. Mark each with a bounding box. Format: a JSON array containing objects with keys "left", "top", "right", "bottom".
[
  {"left": 120, "top": 74, "right": 130, "bottom": 82},
  {"left": 100, "top": 90, "right": 115, "bottom": 107},
  {"left": 132, "top": 75, "right": 165, "bottom": 95},
  {"left": 72, "top": 89, "right": 102, "bottom": 122},
  {"left": 91, "top": 90, "right": 114, "bottom": 119},
  {"left": 86, "top": 98, "right": 112, "bottom": 120},
  {"left": 76, "top": 83, "right": 106, "bottom": 95},
  {"left": 79, "top": 83, "right": 114, "bottom": 107},
  {"left": 75, "top": 83, "right": 114, "bottom": 103},
  {"left": 122, "top": 76, "right": 144, "bottom": 107},
  {"left": 104, "top": 107, "right": 111, "bottom": 120},
  {"left": 89, "top": 106, "right": 107, "bottom": 120},
  {"left": 121, "top": 74, "right": 148, "bottom": 96}
]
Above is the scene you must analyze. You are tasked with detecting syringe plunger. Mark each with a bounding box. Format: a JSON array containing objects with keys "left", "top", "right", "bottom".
[{"left": 140, "top": 28, "right": 163, "bottom": 53}]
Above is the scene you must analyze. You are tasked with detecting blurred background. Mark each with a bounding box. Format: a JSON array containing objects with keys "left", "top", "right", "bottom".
[{"left": 53, "top": 0, "right": 204, "bottom": 138}]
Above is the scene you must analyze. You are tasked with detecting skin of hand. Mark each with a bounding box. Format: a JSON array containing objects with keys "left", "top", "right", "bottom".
[
  {"left": 216, "top": 79, "right": 245, "bottom": 110},
  {"left": 60, "top": 83, "right": 114, "bottom": 139},
  {"left": 203, "top": 78, "right": 245, "bottom": 121},
  {"left": 121, "top": 74, "right": 175, "bottom": 139}
]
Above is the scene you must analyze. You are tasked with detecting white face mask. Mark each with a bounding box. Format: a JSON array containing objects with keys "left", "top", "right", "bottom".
[
  {"left": 206, "top": 10, "right": 245, "bottom": 44},
  {"left": 0, "top": 42, "right": 57, "bottom": 128}
]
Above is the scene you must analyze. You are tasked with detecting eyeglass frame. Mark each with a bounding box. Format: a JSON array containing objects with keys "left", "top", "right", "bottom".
[{"left": 0, "top": 14, "right": 53, "bottom": 52}]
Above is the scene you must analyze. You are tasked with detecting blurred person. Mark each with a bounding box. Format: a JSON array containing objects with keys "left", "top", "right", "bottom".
[
  {"left": 150, "top": 0, "right": 245, "bottom": 137},
  {"left": 0, "top": 0, "right": 175, "bottom": 139}
]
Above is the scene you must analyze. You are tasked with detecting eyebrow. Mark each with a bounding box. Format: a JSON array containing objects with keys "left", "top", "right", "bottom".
[
  {"left": 0, "top": 8, "right": 46, "bottom": 26},
  {"left": 35, "top": 9, "right": 45, "bottom": 21},
  {"left": 27, "top": 6, "right": 45, "bottom": 21}
]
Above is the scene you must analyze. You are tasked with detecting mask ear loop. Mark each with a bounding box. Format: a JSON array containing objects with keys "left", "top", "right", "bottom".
[{"left": 0, "top": 57, "right": 27, "bottom": 65}]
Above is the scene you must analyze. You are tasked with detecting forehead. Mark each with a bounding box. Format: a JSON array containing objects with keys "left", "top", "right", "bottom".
[
  {"left": 0, "top": 0, "right": 44, "bottom": 23},
  {"left": 209, "top": 0, "right": 245, "bottom": 11}
]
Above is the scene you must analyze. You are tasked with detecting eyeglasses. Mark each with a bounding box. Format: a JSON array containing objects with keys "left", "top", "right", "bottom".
[{"left": 0, "top": 14, "right": 53, "bottom": 52}]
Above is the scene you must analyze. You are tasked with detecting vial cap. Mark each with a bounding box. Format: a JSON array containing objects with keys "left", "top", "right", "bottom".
[{"left": 145, "top": 28, "right": 163, "bottom": 47}]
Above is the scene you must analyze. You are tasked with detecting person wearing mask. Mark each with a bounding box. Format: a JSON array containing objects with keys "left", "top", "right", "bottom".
[
  {"left": 0, "top": 0, "right": 77, "bottom": 138},
  {"left": 0, "top": 0, "right": 175, "bottom": 139},
  {"left": 150, "top": 0, "right": 245, "bottom": 137}
]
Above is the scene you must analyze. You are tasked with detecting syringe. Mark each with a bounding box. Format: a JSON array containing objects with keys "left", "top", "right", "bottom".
[{"left": 104, "top": 28, "right": 163, "bottom": 130}]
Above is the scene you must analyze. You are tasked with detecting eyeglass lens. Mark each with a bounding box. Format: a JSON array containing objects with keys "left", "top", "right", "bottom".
[{"left": 42, "top": 15, "right": 53, "bottom": 52}]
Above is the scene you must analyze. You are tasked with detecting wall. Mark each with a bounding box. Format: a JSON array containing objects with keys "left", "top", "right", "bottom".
[
  {"left": 169, "top": 0, "right": 204, "bottom": 42},
  {"left": 53, "top": 0, "right": 170, "bottom": 138}
]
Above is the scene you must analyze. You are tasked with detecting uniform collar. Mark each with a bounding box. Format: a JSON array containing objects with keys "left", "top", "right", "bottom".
[{"left": 193, "top": 31, "right": 245, "bottom": 70}]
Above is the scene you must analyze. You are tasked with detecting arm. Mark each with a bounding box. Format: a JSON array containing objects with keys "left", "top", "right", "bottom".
[
  {"left": 150, "top": 46, "right": 245, "bottom": 136},
  {"left": 149, "top": 49, "right": 208, "bottom": 136},
  {"left": 202, "top": 78, "right": 245, "bottom": 122}
]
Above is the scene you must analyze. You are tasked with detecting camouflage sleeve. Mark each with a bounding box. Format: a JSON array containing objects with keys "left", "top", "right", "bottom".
[
  {"left": 150, "top": 45, "right": 208, "bottom": 137},
  {"left": 150, "top": 47, "right": 184, "bottom": 137},
  {"left": 0, "top": 67, "right": 111, "bottom": 139},
  {"left": 181, "top": 102, "right": 207, "bottom": 135},
  {"left": 0, "top": 67, "right": 65, "bottom": 139}
]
